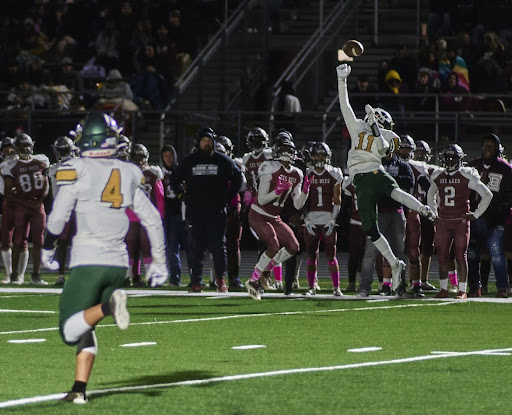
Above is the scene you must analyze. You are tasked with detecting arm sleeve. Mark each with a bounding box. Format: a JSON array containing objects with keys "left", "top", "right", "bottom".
[
  {"left": 337, "top": 77, "right": 360, "bottom": 139},
  {"left": 257, "top": 173, "right": 279, "bottom": 205},
  {"left": 292, "top": 182, "right": 308, "bottom": 210},
  {"left": 427, "top": 181, "right": 439, "bottom": 216},
  {"left": 469, "top": 179, "right": 493, "bottom": 219},
  {"left": 154, "top": 179, "right": 165, "bottom": 218},
  {"left": 46, "top": 185, "right": 78, "bottom": 236},
  {"left": 132, "top": 187, "right": 166, "bottom": 264}
]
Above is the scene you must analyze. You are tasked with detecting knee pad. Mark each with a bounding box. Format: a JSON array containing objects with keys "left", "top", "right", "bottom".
[
  {"left": 365, "top": 226, "right": 381, "bottom": 243},
  {"left": 76, "top": 330, "right": 98, "bottom": 356}
]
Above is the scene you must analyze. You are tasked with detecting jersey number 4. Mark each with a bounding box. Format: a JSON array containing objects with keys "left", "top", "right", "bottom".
[{"left": 101, "top": 169, "right": 123, "bottom": 208}]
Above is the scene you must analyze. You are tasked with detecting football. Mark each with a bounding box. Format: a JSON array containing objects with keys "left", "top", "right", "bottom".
[{"left": 342, "top": 40, "right": 364, "bottom": 57}]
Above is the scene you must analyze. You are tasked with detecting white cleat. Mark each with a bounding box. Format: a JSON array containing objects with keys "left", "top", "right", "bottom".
[
  {"left": 274, "top": 280, "right": 283, "bottom": 290},
  {"left": 304, "top": 288, "right": 316, "bottom": 296},
  {"left": 245, "top": 280, "right": 261, "bottom": 300},
  {"left": 1, "top": 277, "right": 10, "bottom": 284},
  {"left": 333, "top": 288, "right": 343, "bottom": 297},
  {"left": 110, "top": 289, "right": 130, "bottom": 330},
  {"left": 391, "top": 259, "right": 406, "bottom": 291}
]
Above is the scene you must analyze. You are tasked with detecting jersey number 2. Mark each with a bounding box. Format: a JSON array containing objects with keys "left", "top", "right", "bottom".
[{"left": 101, "top": 169, "right": 123, "bottom": 208}]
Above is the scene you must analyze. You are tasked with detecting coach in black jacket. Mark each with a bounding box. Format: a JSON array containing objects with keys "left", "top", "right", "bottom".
[{"left": 171, "top": 127, "right": 243, "bottom": 293}]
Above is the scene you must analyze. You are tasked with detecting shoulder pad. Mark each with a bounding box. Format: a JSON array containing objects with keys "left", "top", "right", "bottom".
[
  {"left": 258, "top": 160, "right": 279, "bottom": 175},
  {"left": 55, "top": 158, "right": 80, "bottom": 185},
  {"left": 34, "top": 154, "right": 50, "bottom": 168},
  {"left": 430, "top": 167, "right": 445, "bottom": 181},
  {"left": 234, "top": 157, "right": 245, "bottom": 171},
  {"left": 459, "top": 166, "right": 480, "bottom": 180}
]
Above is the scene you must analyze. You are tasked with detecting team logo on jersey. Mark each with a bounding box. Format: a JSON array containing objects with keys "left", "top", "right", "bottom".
[
  {"left": 487, "top": 173, "right": 503, "bottom": 192},
  {"left": 192, "top": 164, "right": 219, "bottom": 176}
]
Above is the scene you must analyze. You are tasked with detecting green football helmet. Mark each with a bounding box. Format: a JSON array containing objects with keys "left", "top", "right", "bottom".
[{"left": 75, "top": 113, "right": 122, "bottom": 158}]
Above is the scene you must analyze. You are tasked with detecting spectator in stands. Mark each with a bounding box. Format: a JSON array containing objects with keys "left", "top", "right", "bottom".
[
  {"left": 95, "top": 18, "right": 120, "bottom": 72},
  {"left": 7, "top": 76, "right": 45, "bottom": 110},
  {"left": 271, "top": 80, "right": 301, "bottom": 136},
  {"left": 131, "top": 19, "right": 154, "bottom": 61},
  {"left": 167, "top": 9, "right": 193, "bottom": 76},
  {"left": 116, "top": 1, "right": 137, "bottom": 75},
  {"left": 440, "top": 71, "right": 469, "bottom": 112},
  {"left": 389, "top": 45, "right": 418, "bottom": 91},
  {"left": 53, "top": 57, "right": 83, "bottom": 92},
  {"left": 427, "top": 0, "right": 454, "bottom": 38},
  {"left": 378, "top": 69, "right": 408, "bottom": 129},
  {"left": 350, "top": 74, "right": 377, "bottom": 110},
  {"left": 154, "top": 23, "right": 178, "bottom": 87},
  {"left": 413, "top": 67, "right": 440, "bottom": 112},
  {"left": 468, "top": 133, "right": 512, "bottom": 298},
  {"left": 96, "top": 69, "right": 138, "bottom": 112}
]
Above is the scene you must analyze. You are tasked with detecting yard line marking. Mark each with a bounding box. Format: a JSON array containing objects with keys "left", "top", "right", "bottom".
[
  {"left": 8, "top": 339, "right": 46, "bottom": 344},
  {"left": 348, "top": 347, "right": 382, "bottom": 353},
  {"left": 232, "top": 345, "right": 266, "bottom": 350},
  {"left": 120, "top": 342, "right": 157, "bottom": 347},
  {"left": 0, "top": 309, "right": 55, "bottom": 314},
  {"left": 0, "top": 301, "right": 456, "bottom": 336},
  {"left": 1, "top": 346, "right": 511, "bottom": 409}
]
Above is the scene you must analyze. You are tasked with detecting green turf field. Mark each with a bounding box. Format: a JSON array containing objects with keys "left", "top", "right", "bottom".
[{"left": 1, "top": 276, "right": 511, "bottom": 414}]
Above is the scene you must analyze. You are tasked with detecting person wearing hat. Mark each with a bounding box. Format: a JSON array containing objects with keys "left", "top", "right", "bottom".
[
  {"left": 170, "top": 127, "right": 243, "bottom": 293},
  {"left": 54, "top": 57, "right": 83, "bottom": 92}
]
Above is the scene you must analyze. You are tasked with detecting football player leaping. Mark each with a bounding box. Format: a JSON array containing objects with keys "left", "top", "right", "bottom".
[
  {"left": 428, "top": 144, "right": 492, "bottom": 299},
  {"left": 246, "top": 135, "right": 311, "bottom": 300},
  {"left": 303, "top": 142, "right": 344, "bottom": 296},
  {"left": 41, "top": 113, "right": 167, "bottom": 404},
  {"left": 337, "top": 63, "right": 436, "bottom": 291}
]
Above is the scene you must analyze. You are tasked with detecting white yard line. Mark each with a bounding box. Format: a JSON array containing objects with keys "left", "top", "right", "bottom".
[
  {"left": 0, "top": 301, "right": 456, "bottom": 336},
  {"left": 0, "top": 309, "right": 55, "bottom": 314},
  {"left": 1, "top": 346, "right": 511, "bottom": 409}
]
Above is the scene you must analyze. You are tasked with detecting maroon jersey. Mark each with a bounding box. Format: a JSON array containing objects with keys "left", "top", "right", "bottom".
[
  {"left": 253, "top": 160, "right": 303, "bottom": 217},
  {"left": 242, "top": 149, "right": 272, "bottom": 191},
  {"left": 342, "top": 176, "right": 361, "bottom": 224},
  {"left": 430, "top": 168, "right": 477, "bottom": 219},
  {"left": 409, "top": 160, "right": 432, "bottom": 204},
  {"left": 307, "top": 165, "right": 343, "bottom": 214},
  {"left": 2, "top": 155, "right": 49, "bottom": 203},
  {"left": 142, "top": 166, "right": 162, "bottom": 206}
]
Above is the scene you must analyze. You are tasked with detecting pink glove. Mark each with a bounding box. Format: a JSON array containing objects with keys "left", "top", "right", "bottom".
[
  {"left": 302, "top": 174, "right": 313, "bottom": 193},
  {"left": 275, "top": 177, "right": 292, "bottom": 195}
]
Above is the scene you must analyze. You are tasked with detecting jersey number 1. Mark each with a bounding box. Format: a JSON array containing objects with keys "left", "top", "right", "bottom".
[
  {"left": 355, "top": 132, "right": 375, "bottom": 152},
  {"left": 101, "top": 169, "right": 123, "bottom": 208}
]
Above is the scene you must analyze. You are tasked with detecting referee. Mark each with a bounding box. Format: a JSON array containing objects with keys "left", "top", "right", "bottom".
[{"left": 171, "top": 127, "right": 243, "bottom": 293}]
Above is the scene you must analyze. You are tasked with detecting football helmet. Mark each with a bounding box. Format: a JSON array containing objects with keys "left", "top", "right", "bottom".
[
  {"left": 273, "top": 130, "right": 293, "bottom": 146},
  {"left": 0, "top": 137, "right": 17, "bottom": 161},
  {"left": 311, "top": 141, "right": 332, "bottom": 168},
  {"left": 398, "top": 135, "right": 416, "bottom": 161},
  {"left": 300, "top": 141, "right": 315, "bottom": 168},
  {"left": 364, "top": 107, "right": 394, "bottom": 130},
  {"left": 246, "top": 127, "right": 269, "bottom": 151},
  {"left": 217, "top": 136, "right": 233, "bottom": 157},
  {"left": 195, "top": 127, "right": 216, "bottom": 149},
  {"left": 130, "top": 143, "right": 149, "bottom": 167},
  {"left": 75, "top": 113, "right": 122, "bottom": 158},
  {"left": 116, "top": 134, "right": 131, "bottom": 161},
  {"left": 53, "top": 136, "right": 76, "bottom": 162},
  {"left": 414, "top": 140, "right": 432, "bottom": 162},
  {"left": 442, "top": 144, "right": 465, "bottom": 172},
  {"left": 272, "top": 135, "right": 296, "bottom": 162},
  {"left": 15, "top": 133, "right": 34, "bottom": 160},
  {"left": 214, "top": 142, "right": 227, "bottom": 154}
]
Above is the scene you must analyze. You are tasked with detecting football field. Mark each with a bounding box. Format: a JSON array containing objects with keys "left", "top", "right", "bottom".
[{"left": 1, "top": 275, "right": 511, "bottom": 414}]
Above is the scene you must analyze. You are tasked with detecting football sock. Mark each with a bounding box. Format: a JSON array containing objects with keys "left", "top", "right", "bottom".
[
  {"left": 273, "top": 247, "right": 294, "bottom": 264},
  {"left": 307, "top": 259, "right": 317, "bottom": 288},
  {"left": 251, "top": 253, "right": 272, "bottom": 282},
  {"left": 2, "top": 249, "right": 12, "bottom": 278},
  {"left": 390, "top": 188, "right": 423, "bottom": 212},
  {"left": 101, "top": 301, "right": 111, "bottom": 317},
  {"left": 382, "top": 279, "right": 391, "bottom": 287},
  {"left": 458, "top": 282, "right": 467, "bottom": 293},
  {"left": 328, "top": 259, "right": 339, "bottom": 288},
  {"left": 440, "top": 278, "right": 448, "bottom": 291},
  {"left": 372, "top": 236, "right": 397, "bottom": 267},
  {"left": 18, "top": 249, "right": 29, "bottom": 278},
  {"left": 72, "top": 380, "right": 87, "bottom": 397},
  {"left": 448, "top": 270, "right": 458, "bottom": 286},
  {"left": 273, "top": 264, "right": 282, "bottom": 282}
]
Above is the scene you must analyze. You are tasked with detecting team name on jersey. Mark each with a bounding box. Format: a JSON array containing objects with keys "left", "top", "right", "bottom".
[
  {"left": 439, "top": 178, "right": 461, "bottom": 184},
  {"left": 313, "top": 178, "right": 331, "bottom": 184},
  {"left": 192, "top": 164, "right": 218, "bottom": 175},
  {"left": 279, "top": 174, "right": 298, "bottom": 184},
  {"left": 17, "top": 164, "right": 43, "bottom": 173}
]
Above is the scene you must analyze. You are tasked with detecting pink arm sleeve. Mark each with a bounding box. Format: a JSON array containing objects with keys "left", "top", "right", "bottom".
[{"left": 154, "top": 180, "right": 165, "bottom": 218}]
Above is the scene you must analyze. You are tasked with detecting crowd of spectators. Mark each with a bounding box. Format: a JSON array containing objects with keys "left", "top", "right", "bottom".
[{"left": 0, "top": 0, "right": 220, "bottom": 112}]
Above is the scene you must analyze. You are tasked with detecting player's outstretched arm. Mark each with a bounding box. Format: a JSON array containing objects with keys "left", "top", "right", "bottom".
[{"left": 337, "top": 64, "right": 358, "bottom": 138}]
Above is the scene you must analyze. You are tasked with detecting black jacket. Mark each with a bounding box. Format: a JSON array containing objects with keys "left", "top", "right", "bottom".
[
  {"left": 379, "top": 154, "right": 415, "bottom": 212},
  {"left": 171, "top": 150, "right": 243, "bottom": 213}
]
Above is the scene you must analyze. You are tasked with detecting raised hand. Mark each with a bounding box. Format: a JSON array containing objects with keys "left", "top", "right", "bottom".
[
  {"left": 336, "top": 64, "right": 352, "bottom": 80},
  {"left": 275, "top": 177, "right": 292, "bottom": 195},
  {"left": 302, "top": 174, "right": 313, "bottom": 193}
]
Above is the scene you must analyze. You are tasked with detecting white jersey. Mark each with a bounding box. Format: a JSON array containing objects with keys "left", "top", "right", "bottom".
[
  {"left": 338, "top": 77, "right": 400, "bottom": 180},
  {"left": 47, "top": 157, "right": 165, "bottom": 268}
]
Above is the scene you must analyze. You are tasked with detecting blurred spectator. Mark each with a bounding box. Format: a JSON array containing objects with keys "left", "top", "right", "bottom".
[
  {"left": 479, "top": 31, "right": 507, "bottom": 69},
  {"left": 473, "top": 58, "right": 508, "bottom": 94},
  {"left": 116, "top": 1, "right": 137, "bottom": 75},
  {"left": 131, "top": 19, "right": 154, "bottom": 60},
  {"left": 96, "top": 69, "right": 138, "bottom": 111},
  {"left": 7, "top": 76, "right": 45, "bottom": 110},
  {"left": 167, "top": 9, "right": 193, "bottom": 76},
  {"left": 389, "top": 45, "right": 418, "bottom": 91},
  {"left": 18, "top": 18, "right": 50, "bottom": 65},
  {"left": 271, "top": 80, "right": 301, "bottom": 135},
  {"left": 154, "top": 23, "right": 178, "bottom": 86},
  {"left": 350, "top": 74, "right": 377, "bottom": 110},
  {"left": 413, "top": 67, "right": 441, "bottom": 112},
  {"left": 427, "top": 0, "right": 455, "bottom": 38},
  {"left": 378, "top": 69, "right": 409, "bottom": 122},
  {"left": 95, "top": 18, "right": 120, "bottom": 72},
  {"left": 53, "top": 57, "right": 83, "bottom": 92},
  {"left": 455, "top": 31, "right": 479, "bottom": 73},
  {"left": 440, "top": 71, "right": 469, "bottom": 112}
]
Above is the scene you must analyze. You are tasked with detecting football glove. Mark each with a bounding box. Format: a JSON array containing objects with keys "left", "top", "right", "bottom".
[
  {"left": 365, "top": 104, "right": 376, "bottom": 125},
  {"left": 302, "top": 174, "right": 313, "bottom": 193},
  {"left": 275, "top": 177, "right": 292, "bottom": 195},
  {"left": 243, "top": 189, "right": 255, "bottom": 206},
  {"left": 41, "top": 248, "right": 60, "bottom": 271},
  {"left": 304, "top": 219, "right": 316, "bottom": 236},
  {"left": 145, "top": 263, "right": 168, "bottom": 287},
  {"left": 336, "top": 64, "right": 351, "bottom": 80},
  {"left": 324, "top": 219, "right": 338, "bottom": 236}
]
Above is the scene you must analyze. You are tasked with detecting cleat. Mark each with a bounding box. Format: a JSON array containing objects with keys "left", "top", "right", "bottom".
[
  {"left": 313, "top": 281, "right": 321, "bottom": 291},
  {"left": 54, "top": 275, "right": 66, "bottom": 286},
  {"left": 123, "top": 278, "right": 132, "bottom": 287},
  {"left": 209, "top": 280, "right": 217, "bottom": 289},
  {"left": 435, "top": 289, "right": 449, "bottom": 298},
  {"left": 292, "top": 279, "right": 300, "bottom": 289},
  {"left": 378, "top": 284, "right": 392, "bottom": 296},
  {"left": 395, "top": 281, "right": 411, "bottom": 298},
  {"left": 216, "top": 278, "right": 228, "bottom": 293},
  {"left": 62, "top": 391, "right": 87, "bottom": 404},
  {"left": 481, "top": 285, "right": 488, "bottom": 295},
  {"left": 467, "top": 287, "right": 481, "bottom": 298},
  {"left": 391, "top": 259, "right": 406, "bottom": 291},
  {"left": 110, "top": 289, "right": 129, "bottom": 330},
  {"left": 260, "top": 275, "right": 276, "bottom": 291},
  {"left": 284, "top": 291, "right": 295, "bottom": 296},
  {"left": 189, "top": 284, "right": 202, "bottom": 293},
  {"left": 496, "top": 289, "right": 509, "bottom": 298},
  {"left": 333, "top": 288, "right": 343, "bottom": 296},
  {"left": 345, "top": 282, "right": 356, "bottom": 292},
  {"left": 30, "top": 272, "right": 48, "bottom": 286},
  {"left": 132, "top": 275, "right": 146, "bottom": 287},
  {"left": 246, "top": 280, "right": 261, "bottom": 300},
  {"left": 228, "top": 277, "right": 244, "bottom": 289},
  {"left": 1, "top": 277, "right": 10, "bottom": 284},
  {"left": 356, "top": 290, "right": 369, "bottom": 298},
  {"left": 274, "top": 280, "right": 283, "bottom": 290},
  {"left": 455, "top": 291, "right": 468, "bottom": 299},
  {"left": 304, "top": 288, "right": 316, "bottom": 296},
  {"left": 421, "top": 281, "right": 436, "bottom": 290},
  {"left": 449, "top": 285, "right": 458, "bottom": 293},
  {"left": 412, "top": 284, "right": 425, "bottom": 298},
  {"left": 419, "top": 205, "right": 436, "bottom": 221}
]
